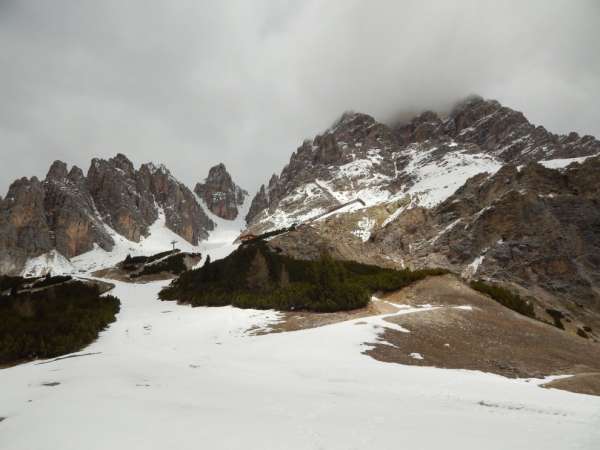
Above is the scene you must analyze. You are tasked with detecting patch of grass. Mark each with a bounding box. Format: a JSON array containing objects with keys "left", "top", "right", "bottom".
[
  {"left": 160, "top": 241, "right": 447, "bottom": 312},
  {"left": 470, "top": 280, "right": 536, "bottom": 319},
  {"left": 0, "top": 281, "right": 120, "bottom": 364}
]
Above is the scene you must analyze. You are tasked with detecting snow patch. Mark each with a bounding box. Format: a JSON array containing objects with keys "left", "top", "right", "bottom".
[
  {"left": 21, "top": 250, "right": 75, "bottom": 277},
  {"left": 540, "top": 155, "right": 595, "bottom": 169}
]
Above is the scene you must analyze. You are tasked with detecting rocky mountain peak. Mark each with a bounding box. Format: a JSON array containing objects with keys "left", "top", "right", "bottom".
[
  {"left": 1, "top": 154, "right": 216, "bottom": 275},
  {"left": 245, "top": 95, "right": 600, "bottom": 242},
  {"left": 67, "top": 166, "right": 85, "bottom": 184},
  {"left": 194, "top": 163, "right": 247, "bottom": 220},
  {"left": 111, "top": 153, "right": 136, "bottom": 174},
  {"left": 46, "top": 160, "right": 69, "bottom": 181}
]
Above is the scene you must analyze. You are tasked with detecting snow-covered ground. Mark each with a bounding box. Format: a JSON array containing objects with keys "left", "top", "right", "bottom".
[{"left": 1, "top": 280, "right": 599, "bottom": 450}]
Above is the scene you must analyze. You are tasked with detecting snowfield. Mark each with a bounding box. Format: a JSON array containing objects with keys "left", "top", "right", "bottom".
[{"left": 1, "top": 280, "right": 599, "bottom": 450}]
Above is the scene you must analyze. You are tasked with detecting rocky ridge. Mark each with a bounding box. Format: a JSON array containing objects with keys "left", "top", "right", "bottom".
[
  {"left": 246, "top": 96, "right": 600, "bottom": 231},
  {"left": 194, "top": 163, "right": 247, "bottom": 220},
  {"left": 245, "top": 96, "right": 600, "bottom": 338},
  {"left": 0, "top": 154, "right": 215, "bottom": 274}
]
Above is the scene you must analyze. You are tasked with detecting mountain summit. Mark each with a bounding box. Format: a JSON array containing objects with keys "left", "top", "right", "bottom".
[{"left": 195, "top": 163, "right": 248, "bottom": 220}]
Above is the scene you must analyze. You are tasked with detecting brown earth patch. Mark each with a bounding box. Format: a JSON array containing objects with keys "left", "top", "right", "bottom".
[
  {"left": 542, "top": 373, "right": 600, "bottom": 396},
  {"left": 365, "top": 275, "right": 600, "bottom": 393},
  {"left": 250, "top": 297, "right": 398, "bottom": 335}
]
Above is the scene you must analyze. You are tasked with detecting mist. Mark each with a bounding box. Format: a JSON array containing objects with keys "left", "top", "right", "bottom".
[{"left": 1, "top": 0, "right": 599, "bottom": 195}]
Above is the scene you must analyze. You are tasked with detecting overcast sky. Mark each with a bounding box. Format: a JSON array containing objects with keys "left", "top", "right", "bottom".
[{"left": 1, "top": 0, "right": 599, "bottom": 196}]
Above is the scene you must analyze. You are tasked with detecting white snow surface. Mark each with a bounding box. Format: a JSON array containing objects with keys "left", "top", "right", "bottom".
[
  {"left": 396, "top": 146, "right": 502, "bottom": 209},
  {"left": 21, "top": 249, "right": 75, "bottom": 277},
  {"left": 1, "top": 281, "right": 599, "bottom": 450},
  {"left": 352, "top": 216, "right": 376, "bottom": 242},
  {"left": 540, "top": 155, "right": 596, "bottom": 169},
  {"left": 255, "top": 145, "right": 504, "bottom": 233}
]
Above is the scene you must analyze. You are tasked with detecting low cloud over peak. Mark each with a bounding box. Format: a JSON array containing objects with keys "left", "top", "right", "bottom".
[{"left": 1, "top": 0, "right": 598, "bottom": 194}]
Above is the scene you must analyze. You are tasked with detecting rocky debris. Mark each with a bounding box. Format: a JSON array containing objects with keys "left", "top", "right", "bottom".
[
  {"left": 0, "top": 155, "right": 214, "bottom": 275},
  {"left": 194, "top": 163, "right": 247, "bottom": 220}
]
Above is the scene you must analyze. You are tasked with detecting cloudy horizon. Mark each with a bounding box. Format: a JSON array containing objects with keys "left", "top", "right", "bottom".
[{"left": 1, "top": 0, "right": 599, "bottom": 196}]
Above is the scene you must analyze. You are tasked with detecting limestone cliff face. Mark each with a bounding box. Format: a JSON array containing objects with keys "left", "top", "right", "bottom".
[
  {"left": 0, "top": 177, "right": 51, "bottom": 274},
  {"left": 44, "top": 161, "right": 114, "bottom": 257},
  {"left": 0, "top": 154, "right": 215, "bottom": 274},
  {"left": 86, "top": 154, "right": 157, "bottom": 242},
  {"left": 194, "top": 163, "right": 247, "bottom": 220}
]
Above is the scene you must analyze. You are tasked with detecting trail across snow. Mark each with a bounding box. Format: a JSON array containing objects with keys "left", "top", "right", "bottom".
[{"left": 1, "top": 281, "right": 599, "bottom": 450}]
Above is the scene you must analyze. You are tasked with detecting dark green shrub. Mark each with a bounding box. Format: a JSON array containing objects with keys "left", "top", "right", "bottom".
[
  {"left": 131, "top": 253, "right": 187, "bottom": 278},
  {"left": 0, "top": 281, "right": 120, "bottom": 364},
  {"left": 31, "top": 275, "right": 72, "bottom": 289},
  {"left": 470, "top": 280, "right": 536, "bottom": 318},
  {"left": 545, "top": 308, "right": 565, "bottom": 329},
  {"left": 0, "top": 276, "right": 29, "bottom": 293},
  {"left": 160, "top": 241, "right": 446, "bottom": 312}
]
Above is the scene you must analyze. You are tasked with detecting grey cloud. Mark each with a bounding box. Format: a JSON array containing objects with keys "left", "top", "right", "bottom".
[{"left": 1, "top": 0, "right": 599, "bottom": 195}]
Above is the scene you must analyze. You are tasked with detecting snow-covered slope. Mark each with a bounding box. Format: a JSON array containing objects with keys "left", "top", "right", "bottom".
[
  {"left": 21, "top": 250, "right": 75, "bottom": 277},
  {"left": 248, "top": 140, "right": 504, "bottom": 234},
  {"left": 1, "top": 280, "right": 598, "bottom": 450}
]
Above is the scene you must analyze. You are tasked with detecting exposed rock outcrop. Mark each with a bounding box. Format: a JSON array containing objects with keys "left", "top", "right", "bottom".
[
  {"left": 86, "top": 154, "right": 157, "bottom": 242},
  {"left": 44, "top": 161, "right": 113, "bottom": 257},
  {"left": 194, "top": 163, "right": 247, "bottom": 220},
  {"left": 246, "top": 96, "right": 600, "bottom": 229},
  {"left": 0, "top": 155, "right": 214, "bottom": 274},
  {"left": 0, "top": 177, "right": 51, "bottom": 274}
]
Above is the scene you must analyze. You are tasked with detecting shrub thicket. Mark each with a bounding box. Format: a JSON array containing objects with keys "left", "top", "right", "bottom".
[
  {"left": 131, "top": 253, "right": 188, "bottom": 278},
  {"left": 160, "top": 241, "right": 446, "bottom": 312},
  {"left": 0, "top": 275, "right": 72, "bottom": 294},
  {"left": 31, "top": 275, "right": 72, "bottom": 289},
  {"left": 0, "top": 281, "right": 120, "bottom": 364},
  {"left": 0, "top": 276, "right": 28, "bottom": 292},
  {"left": 470, "top": 280, "right": 536, "bottom": 318}
]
